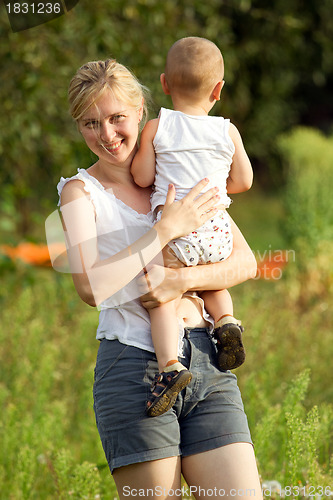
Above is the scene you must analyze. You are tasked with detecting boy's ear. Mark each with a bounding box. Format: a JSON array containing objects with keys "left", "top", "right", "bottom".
[
  {"left": 160, "top": 73, "right": 170, "bottom": 95},
  {"left": 212, "top": 80, "right": 225, "bottom": 101}
]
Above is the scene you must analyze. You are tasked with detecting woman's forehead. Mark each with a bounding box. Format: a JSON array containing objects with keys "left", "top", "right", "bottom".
[{"left": 82, "top": 92, "right": 128, "bottom": 120}]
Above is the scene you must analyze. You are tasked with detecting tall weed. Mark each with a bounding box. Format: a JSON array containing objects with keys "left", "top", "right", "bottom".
[{"left": 253, "top": 370, "right": 332, "bottom": 491}]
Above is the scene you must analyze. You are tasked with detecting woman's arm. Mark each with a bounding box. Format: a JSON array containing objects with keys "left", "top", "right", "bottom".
[
  {"left": 183, "top": 218, "right": 257, "bottom": 290},
  {"left": 139, "top": 217, "right": 257, "bottom": 309},
  {"left": 60, "top": 178, "right": 220, "bottom": 307}
]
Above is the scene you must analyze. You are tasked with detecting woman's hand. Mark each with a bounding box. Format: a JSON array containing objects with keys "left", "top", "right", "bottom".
[
  {"left": 138, "top": 265, "right": 184, "bottom": 309},
  {"left": 139, "top": 217, "right": 257, "bottom": 310},
  {"left": 157, "top": 179, "right": 220, "bottom": 241}
]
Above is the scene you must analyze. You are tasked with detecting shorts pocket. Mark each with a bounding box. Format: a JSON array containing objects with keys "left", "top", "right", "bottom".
[
  {"left": 94, "top": 340, "right": 129, "bottom": 384},
  {"left": 93, "top": 341, "right": 155, "bottom": 426}
]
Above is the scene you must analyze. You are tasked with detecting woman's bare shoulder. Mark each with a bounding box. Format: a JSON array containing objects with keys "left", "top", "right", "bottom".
[{"left": 60, "top": 179, "right": 88, "bottom": 205}]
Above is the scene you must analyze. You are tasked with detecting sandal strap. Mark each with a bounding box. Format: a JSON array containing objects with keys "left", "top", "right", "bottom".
[
  {"left": 150, "top": 371, "right": 171, "bottom": 393},
  {"left": 148, "top": 381, "right": 166, "bottom": 398},
  {"left": 150, "top": 367, "right": 184, "bottom": 393},
  {"left": 146, "top": 368, "right": 193, "bottom": 415},
  {"left": 164, "top": 361, "right": 187, "bottom": 373},
  {"left": 215, "top": 316, "right": 242, "bottom": 329},
  {"left": 147, "top": 372, "right": 173, "bottom": 403}
]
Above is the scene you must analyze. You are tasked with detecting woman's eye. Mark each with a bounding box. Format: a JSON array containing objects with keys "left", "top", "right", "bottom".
[
  {"left": 111, "top": 115, "right": 125, "bottom": 123},
  {"left": 84, "top": 121, "right": 98, "bottom": 128}
]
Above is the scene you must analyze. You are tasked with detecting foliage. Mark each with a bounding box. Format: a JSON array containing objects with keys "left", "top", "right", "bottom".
[
  {"left": 279, "top": 127, "right": 333, "bottom": 304},
  {"left": 1, "top": 0, "right": 333, "bottom": 235},
  {"left": 280, "top": 127, "right": 333, "bottom": 253}
]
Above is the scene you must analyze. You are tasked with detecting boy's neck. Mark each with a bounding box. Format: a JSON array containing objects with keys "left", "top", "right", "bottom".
[{"left": 171, "top": 96, "right": 215, "bottom": 116}]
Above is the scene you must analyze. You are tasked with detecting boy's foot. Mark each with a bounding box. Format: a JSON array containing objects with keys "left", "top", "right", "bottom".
[
  {"left": 213, "top": 317, "right": 245, "bottom": 371},
  {"left": 146, "top": 361, "right": 192, "bottom": 417}
]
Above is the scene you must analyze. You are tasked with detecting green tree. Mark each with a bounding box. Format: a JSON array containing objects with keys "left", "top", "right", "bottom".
[{"left": 0, "top": 0, "right": 332, "bottom": 236}]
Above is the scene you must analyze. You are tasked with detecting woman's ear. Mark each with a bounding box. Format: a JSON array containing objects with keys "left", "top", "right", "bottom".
[
  {"left": 212, "top": 80, "right": 225, "bottom": 101},
  {"left": 160, "top": 73, "right": 170, "bottom": 95},
  {"left": 138, "top": 98, "right": 144, "bottom": 122}
]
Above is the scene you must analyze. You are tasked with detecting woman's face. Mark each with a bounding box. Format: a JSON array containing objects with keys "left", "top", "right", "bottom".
[{"left": 78, "top": 89, "right": 143, "bottom": 167}]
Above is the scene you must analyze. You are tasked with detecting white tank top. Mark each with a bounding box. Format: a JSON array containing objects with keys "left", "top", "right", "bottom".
[
  {"left": 151, "top": 108, "right": 235, "bottom": 212},
  {"left": 57, "top": 168, "right": 213, "bottom": 354}
]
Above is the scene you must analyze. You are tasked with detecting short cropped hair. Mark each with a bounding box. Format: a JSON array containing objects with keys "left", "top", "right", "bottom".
[{"left": 165, "top": 37, "right": 224, "bottom": 99}]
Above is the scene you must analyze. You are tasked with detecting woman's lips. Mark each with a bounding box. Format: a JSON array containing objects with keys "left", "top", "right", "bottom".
[{"left": 103, "top": 140, "right": 123, "bottom": 152}]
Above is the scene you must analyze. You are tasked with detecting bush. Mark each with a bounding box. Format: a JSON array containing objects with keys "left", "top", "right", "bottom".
[{"left": 279, "top": 127, "right": 333, "bottom": 303}]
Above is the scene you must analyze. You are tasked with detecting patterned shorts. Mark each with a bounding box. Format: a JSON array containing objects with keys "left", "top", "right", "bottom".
[{"left": 159, "top": 209, "right": 233, "bottom": 266}]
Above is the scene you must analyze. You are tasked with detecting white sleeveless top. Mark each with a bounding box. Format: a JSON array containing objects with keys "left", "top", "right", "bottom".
[
  {"left": 151, "top": 108, "right": 235, "bottom": 212},
  {"left": 57, "top": 168, "right": 212, "bottom": 354}
]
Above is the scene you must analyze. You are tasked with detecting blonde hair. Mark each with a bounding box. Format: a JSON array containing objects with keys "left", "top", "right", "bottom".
[
  {"left": 68, "top": 58, "right": 149, "bottom": 125},
  {"left": 165, "top": 37, "right": 224, "bottom": 99}
]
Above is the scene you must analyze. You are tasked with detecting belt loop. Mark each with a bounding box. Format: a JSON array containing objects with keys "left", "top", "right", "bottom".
[{"left": 184, "top": 327, "right": 190, "bottom": 339}]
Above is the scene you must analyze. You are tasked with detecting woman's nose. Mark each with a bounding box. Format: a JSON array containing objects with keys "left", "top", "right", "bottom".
[{"left": 100, "top": 122, "right": 116, "bottom": 142}]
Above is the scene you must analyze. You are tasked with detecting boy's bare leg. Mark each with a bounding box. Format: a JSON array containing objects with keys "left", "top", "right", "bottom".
[
  {"left": 200, "top": 289, "right": 234, "bottom": 323},
  {"left": 146, "top": 246, "right": 192, "bottom": 417},
  {"left": 149, "top": 298, "right": 181, "bottom": 371},
  {"left": 149, "top": 246, "right": 186, "bottom": 371}
]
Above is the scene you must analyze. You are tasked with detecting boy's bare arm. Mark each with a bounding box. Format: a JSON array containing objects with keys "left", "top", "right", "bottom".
[
  {"left": 131, "top": 118, "right": 159, "bottom": 187},
  {"left": 227, "top": 123, "right": 253, "bottom": 193}
]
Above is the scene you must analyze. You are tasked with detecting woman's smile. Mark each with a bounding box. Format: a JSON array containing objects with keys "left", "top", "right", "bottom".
[{"left": 102, "top": 139, "right": 124, "bottom": 153}]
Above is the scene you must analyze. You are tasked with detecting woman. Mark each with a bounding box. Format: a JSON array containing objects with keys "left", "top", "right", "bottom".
[{"left": 58, "top": 58, "right": 262, "bottom": 499}]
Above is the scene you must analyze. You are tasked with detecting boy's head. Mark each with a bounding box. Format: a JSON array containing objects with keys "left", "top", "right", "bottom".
[{"left": 163, "top": 37, "right": 224, "bottom": 101}]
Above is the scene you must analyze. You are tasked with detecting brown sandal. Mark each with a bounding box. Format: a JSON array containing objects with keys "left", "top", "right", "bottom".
[
  {"left": 146, "top": 362, "right": 192, "bottom": 417},
  {"left": 214, "top": 322, "right": 245, "bottom": 371}
]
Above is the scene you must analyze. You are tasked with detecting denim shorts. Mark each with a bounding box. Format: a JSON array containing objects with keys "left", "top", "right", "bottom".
[{"left": 93, "top": 328, "right": 252, "bottom": 473}]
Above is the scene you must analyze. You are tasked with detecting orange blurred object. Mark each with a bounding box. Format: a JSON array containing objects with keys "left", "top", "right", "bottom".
[
  {"left": 0, "top": 242, "right": 67, "bottom": 267},
  {"left": 256, "top": 250, "right": 289, "bottom": 280}
]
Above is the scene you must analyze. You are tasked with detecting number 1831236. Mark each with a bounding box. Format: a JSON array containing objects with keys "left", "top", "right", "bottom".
[{"left": 6, "top": 3, "right": 62, "bottom": 14}]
